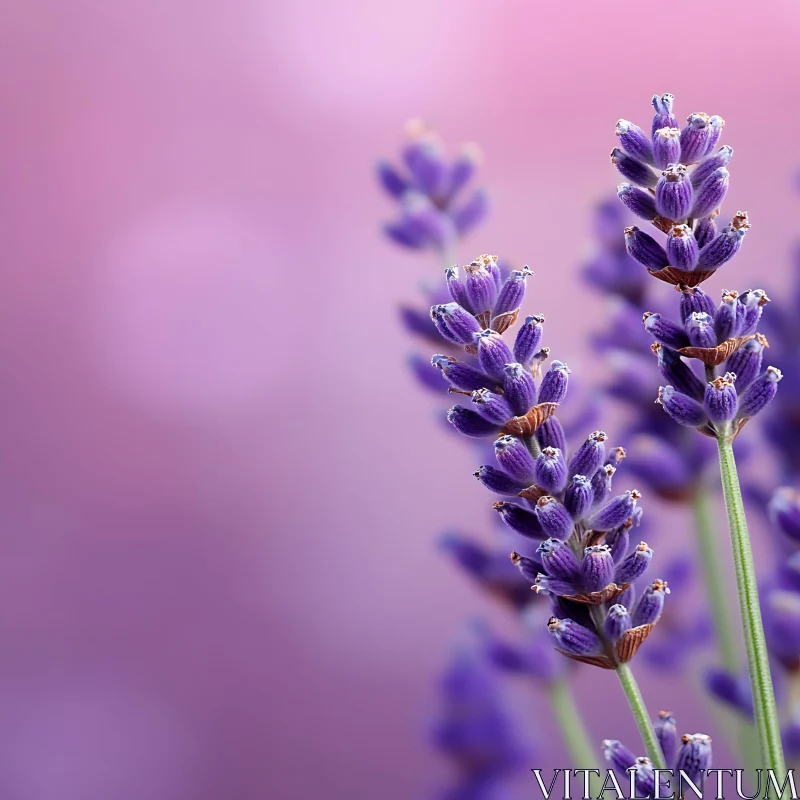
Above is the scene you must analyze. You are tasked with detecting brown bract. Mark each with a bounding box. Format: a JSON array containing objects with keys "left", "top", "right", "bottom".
[
  {"left": 500, "top": 402, "right": 558, "bottom": 437},
  {"left": 616, "top": 624, "right": 655, "bottom": 662},
  {"left": 648, "top": 266, "right": 717, "bottom": 287},
  {"left": 562, "top": 582, "right": 631, "bottom": 605},
  {"left": 677, "top": 335, "right": 755, "bottom": 366}
]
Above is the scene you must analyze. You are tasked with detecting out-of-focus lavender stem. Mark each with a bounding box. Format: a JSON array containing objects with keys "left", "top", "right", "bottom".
[{"left": 549, "top": 680, "right": 598, "bottom": 772}]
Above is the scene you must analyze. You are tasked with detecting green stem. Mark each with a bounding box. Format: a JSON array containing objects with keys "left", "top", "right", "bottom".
[
  {"left": 716, "top": 437, "right": 786, "bottom": 776},
  {"left": 549, "top": 679, "right": 597, "bottom": 769},
  {"left": 615, "top": 662, "right": 667, "bottom": 769},
  {"left": 692, "top": 491, "right": 739, "bottom": 672}
]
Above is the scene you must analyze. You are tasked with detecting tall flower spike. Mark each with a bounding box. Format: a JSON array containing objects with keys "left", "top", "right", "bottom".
[
  {"left": 609, "top": 94, "right": 745, "bottom": 284},
  {"left": 378, "top": 125, "right": 487, "bottom": 251}
]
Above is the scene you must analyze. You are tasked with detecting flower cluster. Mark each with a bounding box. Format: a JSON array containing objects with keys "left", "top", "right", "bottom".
[
  {"left": 644, "top": 286, "right": 781, "bottom": 439},
  {"left": 611, "top": 93, "right": 748, "bottom": 285},
  {"left": 428, "top": 257, "right": 672, "bottom": 668},
  {"left": 432, "top": 641, "right": 525, "bottom": 799},
  {"left": 377, "top": 120, "right": 487, "bottom": 252},
  {"left": 603, "top": 713, "right": 712, "bottom": 794}
]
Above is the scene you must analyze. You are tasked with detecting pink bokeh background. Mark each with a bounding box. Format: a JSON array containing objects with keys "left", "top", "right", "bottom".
[{"left": 2, "top": 1, "right": 800, "bottom": 797}]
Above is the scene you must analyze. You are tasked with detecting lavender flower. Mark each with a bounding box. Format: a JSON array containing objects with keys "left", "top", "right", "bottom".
[
  {"left": 432, "top": 641, "right": 525, "bottom": 799},
  {"left": 603, "top": 715, "right": 713, "bottom": 793},
  {"left": 378, "top": 121, "right": 487, "bottom": 252},
  {"left": 610, "top": 94, "right": 748, "bottom": 283},
  {"left": 642, "top": 287, "right": 779, "bottom": 439}
]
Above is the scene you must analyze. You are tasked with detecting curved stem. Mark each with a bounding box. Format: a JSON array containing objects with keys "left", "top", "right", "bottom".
[
  {"left": 716, "top": 437, "right": 786, "bottom": 776},
  {"left": 549, "top": 679, "right": 597, "bottom": 769},
  {"left": 692, "top": 491, "right": 739, "bottom": 672},
  {"left": 616, "top": 662, "right": 667, "bottom": 769}
]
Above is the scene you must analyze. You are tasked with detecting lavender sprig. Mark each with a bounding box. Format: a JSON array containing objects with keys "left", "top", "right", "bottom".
[
  {"left": 378, "top": 120, "right": 487, "bottom": 256},
  {"left": 429, "top": 257, "right": 670, "bottom": 766},
  {"left": 607, "top": 92, "right": 786, "bottom": 778}
]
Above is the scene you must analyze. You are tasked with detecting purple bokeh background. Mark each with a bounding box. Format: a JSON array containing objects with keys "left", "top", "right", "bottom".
[{"left": 3, "top": 1, "right": 800, "bottom": 797}]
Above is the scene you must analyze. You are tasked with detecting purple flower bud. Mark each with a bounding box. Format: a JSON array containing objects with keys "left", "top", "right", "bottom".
[
  {"left": 725, "top": 336, "right": 766, "bottom": 391},
  {"left": 739, "top": 366, "right": 782, "bottom": 418},
  {"left": 694, "top": 216, "right": 717, "bottom": 249},
  {"left": 494, "top": 266, "right": 533, "bottom": 317},
  {"left": 769, "top": 488, "right": 800, "bottom": 544},
  {"left": 603, "top": 739, "right": 636, "bottom": 779},
  {"left": 453, "top": 190, "right": 489, "bottom": 237},
  {"left": 513, "top": 315, "right": 545, "bottom": 368},
  {"left": 474, "top": 330, "right": 514, "bottom": 380},
  {"left": 402, "top": 192, "right": 456, "bottom": 249},
  {"left": 632, "top": 758, "right": 657, "bottom": 797},
  {"left": 565, "top": 474, "right": 594, "bottom": 520},
  {"left": 675, "top": 734, "right": 712, "bottom": 786},
  {"left": 447, "top": 405, "right": 498, "bottom": 437},
  {"left": 502, "top": 363, "right": 537, "bottom": 416},
  {"left": 474, "top": 465, "right": 528, "bottom": 495},
  {"left": 582, "top": 544, "right": 615, "bottom": 591},
  {"left": 537, "top": 538, "right": 581, "bottom": 581},
  {"left": 738, "top": 288, "right": 769, "bottom": 336},
  {"left": 679, "top": 286, "right": 717, "bottom": 323},
  {"left": 444, "top": 265, "right": 468, "bottom": 308},
  {"left": 617, "top": 183, "right": 658, "bottom": 221},
  {"left": 616, "top": 119, "right": 654, "bottom": 164},
  {"left": 615, "top": 541, "right": 654, "bottom": 584},
  {"left": 712, "top": 290, "right": 744, "bottom": 342},
  {"left": 606, "top": 524, "right": 630, "bottom": 563},
  {"left": 654, "top": 344, "right": 705, "bottom": 400},
  {"left": 643, "top": 312, "right": 690, "bottom": 349},
  {"left": 472, "top": 388, "right": 515, "bottom": 425},
  {"left": 657, "top": 385, "right": 708, "bottom": 427},
  {"left": 547, "top": 617, "right": 601, "bottom": 656},
  {"left": 698, "top": 212, "right": 750, "bottom": 268},
  {"left": 705, "top": 669, "right": 754, "bottom": 718},
  {"left": 432, "top": 355, "right": 493, "bottom": 392},
  {"left": 405, "top": 140, "right": 448, "bottom": 196},
  {"left": 431, "top": 303, "right": 481, "bottom": 345},
  {"left": 534, "top": 447, "right": 568, "bottom": 494},
  {"left": 611, "top": 148, "right": 658, "bottom": 189},
  {"left": 605, "top": 604, "right": 632, "bottom": 641},
  {"left": 652, "top": 127, "right": 682, "bottom": 170},
  {"left": 494, "top": 435, "right": 537, "bottom": 482},
  {"left": 538, "top": 361, "right": 570, "bottom": 404},
  {"left": 445, "top": 143, "right": 481, "bottom": 200},
  {"left": 376, "top": 160, "right": 409, "bottom": 198},
  {"left": 497, "top": 504, "right": 545, "bottom": 541},
  {"left": 666, "top": 224, "right": 699, "bottom": 270},
  {"left": 589, "top": 490, "right": 641, "bottom": 532},
  {"left": 536, "top": 417, "right": 567, "bottom": 453},
  {"left": 655, "top": 163, "right": 693, "bottom": 221},
  {"left": 705, "top": 116, "right": 725, "bottom": 154},
  {"left": 633, "top": 579, "right": 670, "bottom": 626},
  {"left": 654, "top": 712, "right": 678, "bottom": 766},
  {"left": 534, "top": 496, "right": 574, "bottom": 540},
  {"left": 568, "top": 431, "right": 608, "bottom": 479},
  {"left": 680, "top": 113, "right": 714, "bottom": 164},
  {"left": 536, "top": 574, "right": 580, "bottom": 596},
  {"left": 509, "top": 550, "right": 542, "bottom": 582},
  {"left": 624, "top": 226, "right": 669, "bottom": 270},
  {"left": 463, "top": 258, "right": 499, "bottom": 316},
  {"left": 651, "top": 93, "right": 678, "bottom": 138},
  {"left": 591, "top": 464, "right": 616, "bottom": 507},
  {"left": 692, "top": 167, "right": 729, "bottom": 219},
  {"left": 685, "top": 312, "right": 717, "bottom": 348},
  {"left": 691, "top": 145, "right": 733, "bottom": 188}
]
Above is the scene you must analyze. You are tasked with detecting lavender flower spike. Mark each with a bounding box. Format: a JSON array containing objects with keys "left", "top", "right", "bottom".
[{"left": 378, "top": 124, "right": 487, "bottom": 251}]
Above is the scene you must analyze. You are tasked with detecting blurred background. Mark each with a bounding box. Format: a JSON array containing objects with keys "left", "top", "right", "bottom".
[{"left": 2, "top": 0, "right": 800, "bottom": 797}]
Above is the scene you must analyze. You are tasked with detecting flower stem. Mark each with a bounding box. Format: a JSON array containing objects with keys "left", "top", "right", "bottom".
[
  {"left": 615, "top": 662, "right": 667, "bottom": 769},
  {"left": 692, "top": 490, "right": 739, "bottom": 672},
  {"left": 716, "top": 436, "right": 786, "bottom": 776},
  {"left": 548, "top": 679, "right": 597, "bottom": 768}
]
